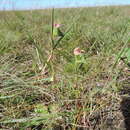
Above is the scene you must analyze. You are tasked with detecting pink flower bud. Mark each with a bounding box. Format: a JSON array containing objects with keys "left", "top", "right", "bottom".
[
  {"left": 53, "top": 23, "right": 62, "bottom": 28},
  {"left": 74, "top": 47, "right": 85, "bottom": 55}
]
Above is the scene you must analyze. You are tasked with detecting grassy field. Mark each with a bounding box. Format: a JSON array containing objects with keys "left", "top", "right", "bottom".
[{"left": 0, "top": 6, "right": 130, "bottom": 129}]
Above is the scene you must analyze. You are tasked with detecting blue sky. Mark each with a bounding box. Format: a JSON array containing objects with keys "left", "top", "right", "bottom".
[{"left": 0, "top": 0, "right": 130, "bottom": 10}]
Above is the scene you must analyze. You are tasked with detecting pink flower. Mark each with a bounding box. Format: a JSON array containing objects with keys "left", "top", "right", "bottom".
[
  {"left": 53, "top": 23, "right": 62, "bottom": 28},
  {"left": 73, "top": 47, "right": 85, "bottom": 55}
]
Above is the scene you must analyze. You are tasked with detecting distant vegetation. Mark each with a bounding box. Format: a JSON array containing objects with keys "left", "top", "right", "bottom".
[{"left": 0, "top": 6, "right": 130, "bottom": 129}]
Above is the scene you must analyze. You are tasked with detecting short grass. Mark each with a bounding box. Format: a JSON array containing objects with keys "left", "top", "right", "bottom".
[{"left": 0, "top": 6, "right": 130, "bottom": 129}]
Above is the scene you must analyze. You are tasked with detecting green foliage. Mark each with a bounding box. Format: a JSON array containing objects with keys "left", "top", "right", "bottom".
[{"left": 124, "top": 47, "right": 130, "bottom": 61}]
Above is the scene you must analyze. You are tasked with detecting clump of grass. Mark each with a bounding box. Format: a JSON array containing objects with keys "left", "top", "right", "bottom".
[{"left": 0, "top": 6, "right": 130, "bottom": 129}]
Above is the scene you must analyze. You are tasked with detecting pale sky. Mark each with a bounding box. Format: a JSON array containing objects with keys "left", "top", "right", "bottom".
[{"left": 0, "top": 0, "right": 130, "bottom": 10}]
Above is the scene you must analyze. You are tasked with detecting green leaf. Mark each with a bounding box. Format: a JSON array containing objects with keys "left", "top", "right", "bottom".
[
  {"left": 34, "top": 104, "right": 49, "bottom": 114},
  {"left": 126, "top": 48, "right": 130, "bottom": 61}
]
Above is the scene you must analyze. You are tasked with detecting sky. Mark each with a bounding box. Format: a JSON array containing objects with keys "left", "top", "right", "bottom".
[{"left": 0, "top": 0, "right": 130, "bottom": 10}]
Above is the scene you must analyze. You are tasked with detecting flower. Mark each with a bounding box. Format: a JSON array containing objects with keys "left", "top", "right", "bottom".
[
  {"left": 53, "top": 23, "right": 62, "bottom": 28},
  {"left": 73, "top": 47, "right": 85, "bottom": 55},
  {"left": 53, "top": 23, "right": 64, "bottom": 37}
]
